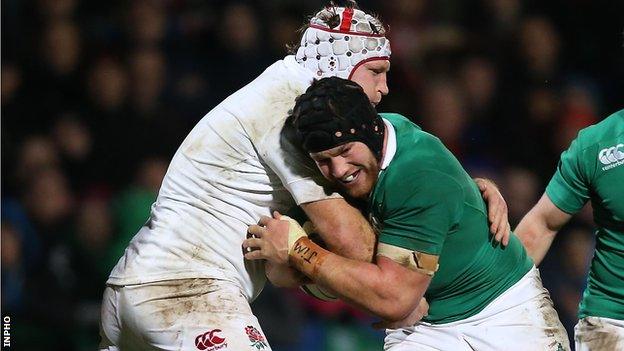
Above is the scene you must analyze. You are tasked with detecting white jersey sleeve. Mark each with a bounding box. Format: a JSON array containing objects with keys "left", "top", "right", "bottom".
[
  {"left": 236, "top": 56, "right": 341, "bottom": 205},
  {"left": 254, "top": 114, "right": 340, "bottom": 205}
]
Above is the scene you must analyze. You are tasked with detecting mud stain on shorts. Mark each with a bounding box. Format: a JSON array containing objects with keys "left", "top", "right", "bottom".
[
  {"left": 537, "top": 291, "right": 571, "bottom": 350},
  {"left": 131, "top": 278, "right": 251, "bottom": 329},
  {"left": 575, "top": 317, "right": 623, "bottom": 351}
]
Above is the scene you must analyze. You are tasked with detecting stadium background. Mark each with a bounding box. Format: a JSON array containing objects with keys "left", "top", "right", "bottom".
[{"left": 1, "top": 0, "right": 623, "bottom": 349}]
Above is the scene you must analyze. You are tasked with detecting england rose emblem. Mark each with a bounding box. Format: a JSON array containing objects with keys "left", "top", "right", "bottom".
[{"left": 245, "top": 326, "right": 268, "bottom": 349}]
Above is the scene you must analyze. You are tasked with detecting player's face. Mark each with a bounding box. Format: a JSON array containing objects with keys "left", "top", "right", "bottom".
[
  {"left": 350, "top": 60, "right": 390, "bottom": 107},
  {"left": 310, "top": 142, "right": 379, "bottom": 200}
]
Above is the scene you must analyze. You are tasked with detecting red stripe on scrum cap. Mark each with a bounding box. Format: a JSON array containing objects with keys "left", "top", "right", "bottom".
[{"left": 339, "top": 7, "right": 354, "bottom": 32}]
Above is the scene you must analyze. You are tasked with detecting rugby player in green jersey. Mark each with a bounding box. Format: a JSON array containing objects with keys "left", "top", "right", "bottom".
[
  {"left": 515, "top": 109, "right": 624, "bottom": 350},
  {"left": 244, "top": 77, "right": 570, "bottom": 350}
]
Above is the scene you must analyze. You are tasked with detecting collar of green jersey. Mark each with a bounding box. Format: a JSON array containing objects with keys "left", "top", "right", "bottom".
[{"left": 379, "top": 118, "right": 397, "bottom": 171}]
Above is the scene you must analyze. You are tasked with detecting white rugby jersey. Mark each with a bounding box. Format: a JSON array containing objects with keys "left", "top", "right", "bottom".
[{"left": 107, "top": 56, "right": 340, "bottom": 301}]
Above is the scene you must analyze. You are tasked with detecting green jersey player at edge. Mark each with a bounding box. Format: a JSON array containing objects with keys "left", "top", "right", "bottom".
[{"left": 516, "top": 109, "right": 624, "bottom": 350}]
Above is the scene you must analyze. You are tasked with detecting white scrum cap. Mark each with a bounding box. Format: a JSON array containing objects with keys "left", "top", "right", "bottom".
[{"left": 295, "top": 6, "right": 391, "bottom": 79}]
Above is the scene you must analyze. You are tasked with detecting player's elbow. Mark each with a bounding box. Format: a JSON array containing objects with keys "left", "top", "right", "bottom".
[
  {"left": 373, "top": 292, "right": 416, "bottom": 321},
  {"left": 379, "top": 302, "right": 414, "bottom": 321},
  {"left": 516, "top": 216, "right": 556, "bottom": 249},
  {"left": 369, "top": 276, "right": 419, "bottom": 321}
]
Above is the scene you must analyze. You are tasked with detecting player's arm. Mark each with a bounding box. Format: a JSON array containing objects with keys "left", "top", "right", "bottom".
[
  {"left": 244, "top": 216, "right": 431, "bottom": 321},
  {"left": 516, "top": 134, "right": 589, "bottom": 265},
  {"left": 300, "top": 198, "right": 375, "bottom": 262},
  {"left": 514, "top": 193, "right": 573, "bottom": 265},
  {"left": 294, "top": 244, "right": 431, "bottom": 322}
]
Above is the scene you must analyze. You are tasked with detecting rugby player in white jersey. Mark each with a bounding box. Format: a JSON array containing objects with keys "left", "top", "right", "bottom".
[{"left": 99, "top": 4, "right": 509, "bottom": 350}]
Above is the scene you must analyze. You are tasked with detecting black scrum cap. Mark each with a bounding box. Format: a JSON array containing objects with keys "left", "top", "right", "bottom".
[{"left": 290, "top": 77, "right": 385, "bottom": 159}]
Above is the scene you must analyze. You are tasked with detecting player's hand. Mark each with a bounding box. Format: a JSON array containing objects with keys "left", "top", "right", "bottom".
[
  {"left": 372, "top": 297, "right": 429, "bottom": 329},
  {"left": 475, "top": 177, "right": 510, "bottom": 246},
  {"left": 265, "top": 261, "right": 310, "bottom": 288},
  {"left": 243, "top": 212, "right": 297, "bottom": 265}
]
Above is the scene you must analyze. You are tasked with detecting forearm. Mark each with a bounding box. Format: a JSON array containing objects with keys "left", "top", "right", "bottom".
[
  {"left": 515, "top": 194, "right": 571, "bottom": 266},
  {"left": 515, "top": 216, "right": 557, "bottom": 266},
  {"left": 289, "top": 237, "right": 424, "bottom": 321},
  {"left": 265, "top": 262, "right": 311, "bottom": 288},
  {"left": 302, "top": 199, "right": 376, "bottom": 262}
]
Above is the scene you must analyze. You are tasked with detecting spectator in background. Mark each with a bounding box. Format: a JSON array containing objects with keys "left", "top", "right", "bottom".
[
  {"left": 14, "top": 136, "right": 60, "bottom": 190},
  {"left": 31, "top": 20, "right": 85, "bottom": 124},
  {"left": 52, "top": 115, "right": 94, "bottom": 192},
  {"left": 266, "top": 5, "right": 301, "bottom": 59},
  {"left": 68, "top": 196, "right": 115, "bottom": 348},
  {"left": 420, "top": 77, "right": 468, "bottom": 157},
  {"left": 518, "top": 16, "right": 561, "bottom": 84},
  {"left": 128, "top": 47, "right": 167, "bottom": 115},
  {"left": 502, "top": 167, "right": 540, "bottom": 225},
  {"left": 15, "top": 166, "right": 77, "bottom": 349},
  {"left": 83, "top": 55, "right": 132, "bottom": 188},
  {"left": 217, "top": 2, "right": 273, "bottom": 96},
  {"left": 463, "top": 0, "right": 522, "bottom": 43},
  {"left": 458, "top": 55, "right": 501, "bottom": 160},
  {"left": 2, "top": 222, "right": 26, "bottom": 313},
  {"left": 378, "top": 0, "right": 432, "bottom": 116},
  {"left": 125, "top": 0, "right": 167, "bottom": 48},
  {"left": 1, "top": 62, "right": 25, "bottom": 144},
  {"left": 127, "top": 47, "right": 186, "bottom": 166},
  {"left": 556, "top": 81, "right": 599, "bottom": 151},
  {"left": 496, "top": 16, "right": 563, "bottom": 177}
]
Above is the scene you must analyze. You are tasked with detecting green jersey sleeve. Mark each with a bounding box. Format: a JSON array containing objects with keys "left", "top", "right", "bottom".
[
  {"left": 546, "top": 135, "right": 592, "bottom": 214},
  {"left": 377, "top": 170, "right": 464, "bottom": 255}
]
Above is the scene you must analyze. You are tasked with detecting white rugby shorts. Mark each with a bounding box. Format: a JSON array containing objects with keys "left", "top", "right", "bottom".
[
  {"left": 575, "top": 316, "right": 624, "bottom": 351},
  {"left": 384, "top": 266, "right": 570, "bottom": 351},
  {"left": 99, "top": 278, "right": 271, "bottom": 351}
]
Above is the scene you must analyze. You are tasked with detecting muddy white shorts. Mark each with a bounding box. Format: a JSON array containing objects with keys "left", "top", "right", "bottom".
[
  {"left": 575, "top": 316, "right": 624, "bottom": 350},
  {"left": 99, "top": 278, "right": 271, "bottom": 351},
  {"left": 384, "top": 266, "right": 570, "bottom": 351}
]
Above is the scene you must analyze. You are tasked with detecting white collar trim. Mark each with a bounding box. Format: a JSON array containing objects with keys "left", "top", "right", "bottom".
[{"left": 380, "top": 118, "right": 396, "bottom": 170}]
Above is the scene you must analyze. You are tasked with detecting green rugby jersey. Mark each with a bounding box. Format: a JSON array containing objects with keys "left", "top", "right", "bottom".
[
  {"left": 545, "top": 109, "right": 624, "bottom": 320},
  {"left": 370, "top": 113, "right": 533, "bottom": 324}
]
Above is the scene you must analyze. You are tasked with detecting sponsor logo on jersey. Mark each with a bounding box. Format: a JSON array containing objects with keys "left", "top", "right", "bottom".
[
  {"left": 195, "top": 329, "right": 227, "bottom": 350},
  {"left": 598, "top": 143, "right": 624, "bottom": 171},
  {"left": 245, "top": 326, "right": 268, "bottom": 349}
]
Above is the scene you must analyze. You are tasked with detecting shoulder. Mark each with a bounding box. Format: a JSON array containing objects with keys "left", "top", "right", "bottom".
[
  {"left": 380, "top": 112, "right": 422, "bottom": 130},
  {"left": 575, "top": 109, "right": 624, "bottom": 150},
  {"left": 380, "top": 112, "right": 444, "bottom": 153}
]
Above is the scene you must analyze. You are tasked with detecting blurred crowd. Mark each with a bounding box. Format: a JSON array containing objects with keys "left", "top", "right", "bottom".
[{"left": 1, "top": 0, "right": 623, "bottom": 350}]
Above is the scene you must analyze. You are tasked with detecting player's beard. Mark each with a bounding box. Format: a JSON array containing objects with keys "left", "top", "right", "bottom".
[{"left": 338, "top": 161, "right": 379, "bottom": 200}]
